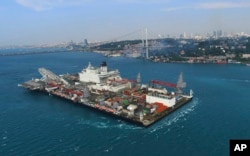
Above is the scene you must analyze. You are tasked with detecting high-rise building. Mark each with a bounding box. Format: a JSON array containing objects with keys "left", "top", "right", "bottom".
[
  {"left": 213, "top": 29, "right": 223, "bottom": 38},
  {"left": 217, "top": 30, "right": 222, "bottom": 37}
]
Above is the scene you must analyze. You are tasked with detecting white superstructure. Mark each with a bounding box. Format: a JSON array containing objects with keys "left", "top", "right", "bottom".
[
  {"left": 89, "top": 82, "right": 131, "bottom": 93},
  {"left": 79, "top": 62, "right": 120, "bottom": 84},
  {"left": 146, "top": 89, "right": 176, "bottom": 107},
  {"left": 79, "top": 62, "right": 132, "bottom": 93},
  {"left": 145, "top": 72, "right": 192, "bottom": 107}
]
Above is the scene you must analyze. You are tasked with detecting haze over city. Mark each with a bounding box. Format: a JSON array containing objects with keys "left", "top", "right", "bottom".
[{"left": 1, "top": 0, "right": 250, "bottom": 46}]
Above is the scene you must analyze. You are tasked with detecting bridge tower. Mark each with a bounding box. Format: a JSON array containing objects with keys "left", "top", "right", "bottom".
[
  {"left": 145, "top": 28, "right": 149, "bottom": 59},
  {"left": 142, "top": 28, "right": 149, "bottom": 59}
]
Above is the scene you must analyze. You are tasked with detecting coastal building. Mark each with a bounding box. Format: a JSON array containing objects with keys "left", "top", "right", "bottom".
[{"left": 242, "top": 54, "right": 250, "bottom": 58}]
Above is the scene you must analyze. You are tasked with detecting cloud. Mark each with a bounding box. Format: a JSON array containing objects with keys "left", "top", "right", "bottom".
[
  {"left": 114, "top": 0, "right": 171, "bottom": 3},
  {"left": 162, "top": 6, "right": 188, "bottom": 12},
  {"left": 17, "top": 0, "right": 250, "bottom": 12},
  {"left": 163, "top": 1, "right": 250, "bottom": 12},
  {"left": 16, "top": 0, "right": 89, "bottom": 11},
  {"left": 198, "top": 1, "right": 250, "bottom": 9}
]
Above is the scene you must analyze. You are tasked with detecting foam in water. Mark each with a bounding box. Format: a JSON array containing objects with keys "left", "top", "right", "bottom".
[
  {"left": 75, "top": 98, "right": 199, "bottom": 132},
  {"left": 73, "top": 146, "right": 80, "bottom": 151},
  {"left": 104, "top": 146, "right": 113, "bottom": 152},
  {"left": 1, "top": 135, "right": 8, "bottom": 147},
  {"left": 77, "top": 119, "right": 110, "bottom": 129},
  {"left": 217, "top": 78, "right": 250, "bottom": 84},
  {"left": 148, "top": 97, "right": 199, "bottom": 134},
  {"left": 2, "top": 136, "right": 7, "bottom": 140},
  {"left": 77, "top": 116, "right": 143, "bottom": 130}
]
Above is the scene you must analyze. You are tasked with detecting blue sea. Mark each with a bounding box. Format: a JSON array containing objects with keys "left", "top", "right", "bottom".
[{"left": 1, "top": 49, "right": 250, "bottom": 156}]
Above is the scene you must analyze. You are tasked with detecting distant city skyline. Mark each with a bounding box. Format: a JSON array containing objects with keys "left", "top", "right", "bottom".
[{"left": 1, "top": 0, "right": 250, "bottom": 46}]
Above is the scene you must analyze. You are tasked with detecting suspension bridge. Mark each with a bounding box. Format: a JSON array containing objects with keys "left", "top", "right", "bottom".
[
  {"left": 88, "top": 28, "right": 170, "bottom": 59},
  {"left": 0, "top": 28, "right": 166, "bottom": 58}
]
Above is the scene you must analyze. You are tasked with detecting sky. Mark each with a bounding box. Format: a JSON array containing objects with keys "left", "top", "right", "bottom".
[{"left": 1, "top": 0, "right": 250, "bottom": 46}]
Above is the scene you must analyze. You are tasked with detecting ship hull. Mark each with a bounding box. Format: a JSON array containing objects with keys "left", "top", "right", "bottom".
[{"left": 26, "top": 89, "right": 192, "bottom": 127}]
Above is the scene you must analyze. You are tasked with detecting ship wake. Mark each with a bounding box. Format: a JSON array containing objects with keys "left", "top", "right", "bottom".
[
  {"left": 147, "top": 97, "right": 199, "bottom": 134},
  {"left": 77, "top": 117, "right": 143, "bottom": 130}
]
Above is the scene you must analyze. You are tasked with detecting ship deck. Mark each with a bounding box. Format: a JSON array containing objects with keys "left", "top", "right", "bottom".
[{"left": 21, "top": 78, "right": 193, "bottom": 127}]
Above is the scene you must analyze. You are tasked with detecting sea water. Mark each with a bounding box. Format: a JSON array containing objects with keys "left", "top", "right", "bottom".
[{"left": 0, "top": 50, "right": 250, "bottom": 156}]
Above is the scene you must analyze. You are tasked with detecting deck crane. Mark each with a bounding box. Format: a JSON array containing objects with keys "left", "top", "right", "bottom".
[
  {"left": 176, "top": 72, "right": 186, "bottom": 94},
  {"left": 150, "top": 72, "right": 187, "bottom": 94},
  {"left": 150, "top": 80, "right": 177, "bottom": 88}
]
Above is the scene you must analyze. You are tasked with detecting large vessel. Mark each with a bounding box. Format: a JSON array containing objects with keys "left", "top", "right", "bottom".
[{"left": 20, "top": 62, "right": 193, "bottom": 127}]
